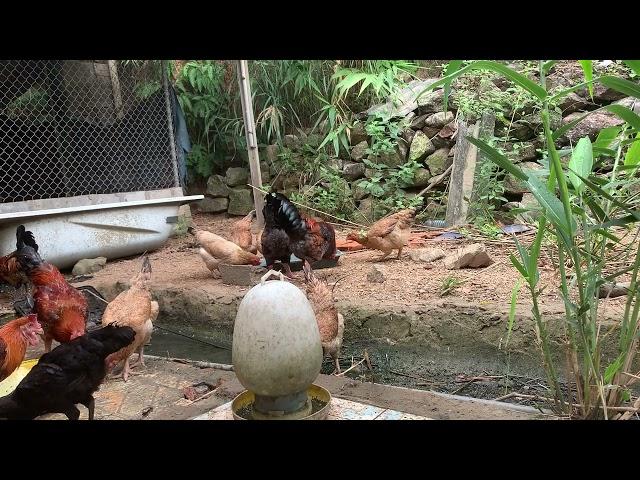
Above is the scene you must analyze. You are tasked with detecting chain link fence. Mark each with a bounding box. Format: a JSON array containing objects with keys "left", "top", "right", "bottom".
[{"left": 0, "top": 60, "right": 179, "bottom": 204}]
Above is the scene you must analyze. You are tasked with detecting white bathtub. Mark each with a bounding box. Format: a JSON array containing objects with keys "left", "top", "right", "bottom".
[{"left": 0, "top": 188, "right": 203, "bottom": 269}]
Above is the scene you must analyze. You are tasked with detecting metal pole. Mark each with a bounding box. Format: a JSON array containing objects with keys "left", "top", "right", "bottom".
[
  {"left": 162, "top": 60, "right": 181, "bottom": 188},
  {"left": 236, "top": 60, "right": 265, "bottom": 228}
]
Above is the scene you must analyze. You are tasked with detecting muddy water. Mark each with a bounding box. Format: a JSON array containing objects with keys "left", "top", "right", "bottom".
[{"left": 146, "top": 327, "right": 232, "bottom": 364}]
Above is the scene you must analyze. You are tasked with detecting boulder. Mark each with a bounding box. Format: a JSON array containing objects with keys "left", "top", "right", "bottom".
[
  {"left": 350, "top": 122, "right": 369, "bottom": 145},
  {"left": 425, "top": 111, "right": 455, "bottom": 128},
  {"left": 227, "top": 189, "right": 254, "bottom": 216},
  {"left": 443, "top": 243, "right": 493, "bottom": 269},
  {"left": 409, "top": 131, "right": 436, "bottom": 162},
  {"left": 225, "top": 167, "right": 249, "bottom": 187},
  {"left": 350, "top": 141, "right": 369, "bottom": 162},
  {"left": 72, "top": 257, "right": 107, "bottom": 276},
  {"left": 198, "top": 197, "right": 229, "bottom": 213},
  {"left": 408, "top": 168, "right": 432, "bottom": 187},
  {"left": 425, "top": 148, "right": 451, "bottom": 175},
  {"left": 343, "top": 162, "right": 366, "bottom": 181},
  {"left": 409, "top": 248, "right": 445, "bottom": 263},
  {"left": 561, "top": 111, "right": 624, "bottom": 144},
  {"left": 206, "top": 175, "right": 231, "bottom": 197}
]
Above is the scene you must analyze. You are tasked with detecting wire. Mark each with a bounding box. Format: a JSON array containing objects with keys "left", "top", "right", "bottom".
[{"left": 152, "top": 324, "right": 232, "bottom": 351}]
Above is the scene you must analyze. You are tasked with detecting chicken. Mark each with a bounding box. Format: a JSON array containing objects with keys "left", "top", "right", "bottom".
[
  {"left": 102, "top": 257, "right": 158, "bottom": 382},
  {"left": 262, "top": 192, "right": 336, "bottom": 275},
  {"left": 261, "top": 192, "right": 293, "bottom": 277},
  {"left": 230, "top": 210, "right": 258, "bottom": 254},
  {"left": 196, "top": 230, "right": 261, "bottom": 276},
  {"left": 11, "top": 225, "right": 88, "bottom": 352},
  {"left": 302, "top": 261, "right": 344, "bottom": 374},
  {"left": 0, "top": 314, "right": 43, "bottom": 382},
  {"left": 0, "top": 324, "right": 135, "bottom": 420},
  {"left": 346, "top": 208, "right": 416, "bottom": 261},
  {"left": 0, "top": 226, "right": 38, "bottom": 300},
  {"left": 256, "top": 228, "right": 263, "bottom": 254}
]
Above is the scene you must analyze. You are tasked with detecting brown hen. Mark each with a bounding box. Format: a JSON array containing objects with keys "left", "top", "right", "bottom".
[{"left": 346, "top": 208, "right": 416, "bottom": 261}]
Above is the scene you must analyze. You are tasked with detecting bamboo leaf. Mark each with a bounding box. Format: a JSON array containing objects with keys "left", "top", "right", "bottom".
[
  {"left": 504, "top": 279, "right": 523, "bottom": 348},
  {"left": 578, "top": 60, "right": 594, "bottom": 99},
  {"left": 527, "top": 174, "right": 575, "bottom": 235},
  {"left": 594, "top": 126, "right": 622, "bottom": 149},
  {"left": 567, "top": 137, "right": 593, "bottom": 194},
  {"left": 443, "top": 60, "right": 463, "bottom": 112},
  {"left": 599, "top": 75, "right": 640, "bottom": 99},
  {"left": 624, "top": 133, "right": 640, "bottom": 166},
  {"left": 623, "top": 60, "right": 640, "bottom": 77}
]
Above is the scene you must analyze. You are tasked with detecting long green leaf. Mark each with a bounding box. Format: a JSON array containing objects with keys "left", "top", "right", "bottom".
[
  {"left": 624, "top": 133, "right": 640, "bottom": 166},
  {"left": 594, "top": 126, "right": 621, "bottom": 149},
  {"left": 543, "top": 60, "right": 558, "bottom": 75},
  {"left": 578, "top": 60, "right": 594, "bottom": 99},
  {"left": 443, "top": 60, "right": 463, "bottom": 112},
  {"left": 623, "top": 60, "right": 640, "bottom": 77},
  {"left": 600, "top": 75, "right": 640, "bottom": 99},
  {"left": 567, "top": 137, "right": 593, "bottom": 193},
  {"left": 504, "top": 279, "right": 523, "bottom": 348},
  {"left": 527, "top": 174, "right": 575, "bottom": 236},
  {"left": 466, "top": 136, "right": 528, "bottom": 181}
]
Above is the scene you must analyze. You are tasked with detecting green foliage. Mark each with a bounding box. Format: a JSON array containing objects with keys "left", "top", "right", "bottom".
[
  {"left": 363, "top": 114, "right": 404, "bottom": 156},
  {"left": 440, "top": 276, "right": 465, "bottom": 296}
]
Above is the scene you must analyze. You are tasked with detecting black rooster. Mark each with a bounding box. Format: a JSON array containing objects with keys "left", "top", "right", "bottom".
[{"left": 0, "top": 324, "right": 135, "bottom": 420}]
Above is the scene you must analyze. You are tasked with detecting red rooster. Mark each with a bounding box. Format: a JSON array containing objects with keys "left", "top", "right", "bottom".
[
  {"left": 262, "top": 192, "right": 336, "bottom": 276},
  {"left": 0, "top": 314, "right": 43, "bottom": 382},
  {"left": 0, "top": 226, "right": 38, "bottom": 289},
  {"left": 11, "top": 226, "right": 88, "bottom": 352}
]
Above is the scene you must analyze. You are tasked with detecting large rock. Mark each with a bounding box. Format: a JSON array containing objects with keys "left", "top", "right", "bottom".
[
  {"left": 262, "top": 144, "right": 279, "bottom": 165},
  {"left": 260, "top": 161, "right": 270, "bottom": 183},
  {"left": 367, "top": 78, "right": 441, "bottom": 118},
  {"left": 425, "top": 111, "right": 455, "bottom": 129},
  {"left": 343, "top": 162, "right": 366, "bottom": 181},
  {"left": 396, "top": 138, "right": 409, "bottom": 161},
  {"left": 72, "top": 257, "right": 107, "bottom": 276},
  {"left": 227, "top": 189, "right": 254, "bottom": 216},
  {"left": 444, "top": 243, "right": 493, "bottom": 270},
  {"left": 559, "top": 92, "right": 590, "bottom": 115},
  {"left": 561, "top": 111, "right": 624, "bottom": 144},
  {"left": 225, "top": 167, "right": 249, "bottom": 187},
  {"left": 422, "top": 126, "right": 441, "bottom": 138},
  {"left": 504, "top": 141, "right": 539, "bottom": 163},
  {"left": 305, "top": 133, "right": 323, "bottom": 148},
  {"left": 409, "top": 131, "right": 436, "bottom": 162},
  {"left": 350, "top": 122, "right": 369, "bottom": 145},
  {"left": 510, "top": 123, "right": 536, "bottom": 141},
  {"left": 198, "top": 196, "right": 229, "bottom": 213},
  {"left": 356, "top": 196, "right": 377, "bottom": 222},
  {"left": 350, "top": 141, "right": 369, "bottom": 162},
  {"left": 408, "top": 168, "right": 432, "bottom": 187},
  {"left": 425, "top": 148, "right": 451, "bottom": 175},
  {"left": 401, "top": 129, "right": 416, "bottom": 144},
  {"left": 352, "top": 182, "right": 369, "bottom": 201},
  {"left": 416, "top": 88, "right": 446, "bottom": 113},
  {"left": 206, "top": 175, "right": 231, "bottom": 197},
  {"left": 283, "top": 134, "right": 301, "bottom": 149},
  {"left": 411, "top": 114, "right": 428, "bottom": 129},
  {"left": 377, "top": 148, "right": 405, "bottom": 168},
  {"left": 409, "top": 248, "right": 445, "bottom": 263}
]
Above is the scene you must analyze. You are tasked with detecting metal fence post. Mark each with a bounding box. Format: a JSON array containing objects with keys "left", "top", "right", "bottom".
[{"left": 162, "top": 60, "right": 181, "bottom": 188}]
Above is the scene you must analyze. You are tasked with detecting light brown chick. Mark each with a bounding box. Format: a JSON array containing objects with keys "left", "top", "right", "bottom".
[
  {"left": 102, "top": 257, "right": 158, "bottom": 382},
  {"left": 230, "top": 210, "right": 258, "bottom": 254},
  {"left": 303, "top": 260, "right": 344, "bottom": 374},
  {"left": 195, "top": 230, "right": 261, "bottom": 271},
  {"left": 346, "top": 208, "right": 416, "bottom": 261}
]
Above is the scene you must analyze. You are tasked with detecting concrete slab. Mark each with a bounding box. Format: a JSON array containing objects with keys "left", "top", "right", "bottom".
[{"left": 192, "top": 396, "right": 431, "bottom": 420}]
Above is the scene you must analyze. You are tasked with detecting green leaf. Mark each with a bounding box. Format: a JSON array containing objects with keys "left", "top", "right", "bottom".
[
  {"left": 504, "top": 279, "right": 523, "bottom": 348},
  {"left": 509, "top": 253, "right": 529, "bottom": 279},
  {"left": 466, "top": 136, "right": 528, "bottom": 181},
  {"left": 604, "top": 355, "right": 624, "bottom": 384},
  {"left": 578, "top": 60, "right": 594, "bottom": 99},
  {"left": 542, "top": 60, "right": 558, "bottom": 75},
  {"left": 567, "top": 137, "right": 593, "bottom": 193},
  {"left": 443, "top": 60, "right": 463, "bottom": 112},
  {"left": 624, "top": 133, "right": 640, "bottom": 166},
  {"left": 623, "top": 61, "right": 640, "bottom": 77},
  {"left": 599, "top": 75, "right": 640, "bottom": 99},
  {"left": 594, "top": 126, "right": 621, "bottom": 149},
  {"left": 527, "top": 174, "right": 575, "bottom": 236}
]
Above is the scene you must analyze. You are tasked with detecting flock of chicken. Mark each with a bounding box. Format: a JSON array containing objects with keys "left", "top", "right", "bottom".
[{"left": 0, "top": 190, "right": 416, "bottom": 420}]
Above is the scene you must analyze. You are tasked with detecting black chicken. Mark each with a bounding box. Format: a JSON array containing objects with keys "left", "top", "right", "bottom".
[
  {"left": 261, "top": 192, "right": 295, "bottom": 277},
  {"left": 0, "top": 324, "right": 135, "bottom": 420},
  {"left": 262, "top": 192, "right": 336, "bottom": 274}
]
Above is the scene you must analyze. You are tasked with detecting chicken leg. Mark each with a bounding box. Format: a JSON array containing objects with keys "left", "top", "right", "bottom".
[
  {"left": 396, "top": 247, "right": 403, "bottom": 259},
  {"left": 43, "top": 336, "right": 52, "bottom": 353},
  {"left": 81, "top": 397, "right": 95, "bottom": 420},
  {"left": 63, "top": 405, "right": 81, "bottom": 421},
  {"left": 130, "top": 345, "right": 146, "bottom": 369},
  {"left": 333, "top": 355, "right": 341, "bottom": 375}
]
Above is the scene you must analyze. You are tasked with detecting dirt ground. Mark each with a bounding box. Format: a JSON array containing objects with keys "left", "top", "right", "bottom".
[{"left": 77, "top": 211, "right": 630, "bottom": 316}]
